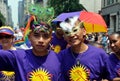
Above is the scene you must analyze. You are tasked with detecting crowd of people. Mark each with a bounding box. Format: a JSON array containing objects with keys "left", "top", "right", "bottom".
[{"left": 0, "top": 5, "right": 120, "bottom": 81}]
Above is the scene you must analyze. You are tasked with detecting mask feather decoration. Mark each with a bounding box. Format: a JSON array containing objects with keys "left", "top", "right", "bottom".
[
  {"left": 60, "top": 16, "right": 79, "bottom": 31},
  {"left": 14, "top": 4, "right": 54, "bottom": 47},
  {"left": 24, "top": 4, "right": 54, "bottom": 40}
]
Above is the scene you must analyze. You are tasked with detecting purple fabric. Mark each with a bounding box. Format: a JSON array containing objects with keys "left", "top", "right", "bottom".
[
  {"left": 58, "top": 45, "right": 109, "bottom": 81},
  {"left": 0, "top": 49, "right": 64, "bottom": 81},
  {"left": 53, "top": 11, "right": 81, "bottom": 22},
  {"left": 106, "top": 53, "right": 120, "bottom": 80},
  {"left": 0, "top": 45, "right": 2, "bottom": 49},
  {"left": 51, "top": 33, "right": 67, "bottom": 52}
]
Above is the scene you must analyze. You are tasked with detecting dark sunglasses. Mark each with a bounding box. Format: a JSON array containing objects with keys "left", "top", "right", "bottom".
[{"left": 0, "top": 35, "right": 13, "bottom": 39}]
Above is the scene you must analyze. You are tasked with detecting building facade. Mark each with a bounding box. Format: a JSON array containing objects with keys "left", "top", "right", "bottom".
[
  {"left": 79, "top": 0, "right": 102, "bottom": 13},
  {"left": 0, "top": 0, "right": 13, "bottom": 26},
  {"left": 7, "top": 6, "right": 13, "bottom": 26},
  {"left": 0, "top": 0, "right": 8, "bottom": 24},
  {"left": 101, "top": 0, "right": 120, "bottom": 33},
  {"left": 18, "top": 1, "right": 24, "bottom": 27}
]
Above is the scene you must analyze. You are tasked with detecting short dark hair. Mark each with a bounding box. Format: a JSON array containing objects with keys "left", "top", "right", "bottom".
[{"left": 110, "top": 31, "right": 120, "bottom": 37}]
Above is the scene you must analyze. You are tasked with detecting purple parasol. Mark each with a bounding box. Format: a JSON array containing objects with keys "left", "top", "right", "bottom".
[{"left": 52, "top": 11, "right": 81, "bottom": 22}]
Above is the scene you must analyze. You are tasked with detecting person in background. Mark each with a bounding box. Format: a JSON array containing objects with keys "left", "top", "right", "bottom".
[
  {"left": 13, "top": 27, "right": 32, "bottom": 50},
  {"left": 14, "top": 28, "right": 23, "bottom": 41},
  {"left": 0, "top": 26, "right": 16, "bottom": 81},
  {"left": 51, "top": 21, "right": 68, "bottom": 53},
  {"left": 91, "top": 42, "right": 104, "bottom": 49},
  {"left": 58, "top": 16, "right": 110, "bottom": 81},
  {"left": 0, "top": 26, "right": 16, "bottom": 50},
  {"left": 107, "top": 31, "right": 120, "bottom": 81},
  {"left": 101, "top": 33, "right": 109, "bottom": 52}
]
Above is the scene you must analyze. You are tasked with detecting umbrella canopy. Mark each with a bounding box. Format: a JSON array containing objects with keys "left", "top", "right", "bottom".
[
  {"left": 79, "top": 11, "right": 107, "bottom": 33},
  {"left": 52, "top": 11, "right": 80, "bottom": 22}
]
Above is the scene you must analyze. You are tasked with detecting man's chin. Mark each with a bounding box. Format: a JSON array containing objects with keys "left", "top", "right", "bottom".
[
  {"left": 116, "top": 51, "right": 120, "bottom": 55},
  {"left": 70, "top": 43, "right": 79, "bottom": 46}
]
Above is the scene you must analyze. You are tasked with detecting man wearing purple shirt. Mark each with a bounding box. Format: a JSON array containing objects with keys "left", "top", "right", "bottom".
[
  {"left": 0, "top": 16, "right": 64, "bottom": 81},
  {"left": 58, "top": 16, "right": 110, "bottom": 81},
  {"left": 51, "top": 33, "right": 67, "bottom": 53},
  {"left": 51, "top": 22, "right": 68, "bottom": 53}
]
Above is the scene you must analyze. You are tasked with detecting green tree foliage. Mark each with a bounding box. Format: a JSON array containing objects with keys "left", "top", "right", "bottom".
[
  {"left": 0, "top": 12, "right": 5, "bottom": 26},
  {"left": 47, "top": 0, "right": 87, "bottom": 17}
]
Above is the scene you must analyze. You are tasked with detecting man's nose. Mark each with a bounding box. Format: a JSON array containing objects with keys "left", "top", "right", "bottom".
[
  {"left": 68, "top": 33, "right": 75, "bottom": 38},
  {"left": 111, "top": 43, "right": 115, "bottom": 47},
  {"left": 38, "top": 37, "right": 44, "bottom": 42}
]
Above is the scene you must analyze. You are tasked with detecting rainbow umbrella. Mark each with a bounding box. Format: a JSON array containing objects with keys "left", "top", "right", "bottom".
[{"left": 79, "top": 11, "right": 107, "bottom": 33}]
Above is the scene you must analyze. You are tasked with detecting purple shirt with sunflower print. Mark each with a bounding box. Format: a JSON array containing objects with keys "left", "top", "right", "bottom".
[
  {"left": 0, "top": 49, "right": 64, "bottom": 81},
  {"left": 58, "top": 45, "right": 110, "bottom": 81}
]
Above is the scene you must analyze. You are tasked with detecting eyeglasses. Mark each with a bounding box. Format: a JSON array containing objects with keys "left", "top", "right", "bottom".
[{"left": 0, "top": 35, "right": 13, "bottom": 39}]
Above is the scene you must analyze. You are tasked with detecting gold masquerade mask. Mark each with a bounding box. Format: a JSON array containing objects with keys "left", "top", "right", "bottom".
[{"left": 60, "top": 16, "right": 83, "bottom": 36}]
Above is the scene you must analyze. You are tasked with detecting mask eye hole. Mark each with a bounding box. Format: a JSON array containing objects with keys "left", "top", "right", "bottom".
[
  {"left": 73, "top": 29, "right": 77, "bottom": 33},
  {"left": 64, "top": 31, "right": 69, "bottom": 35}
]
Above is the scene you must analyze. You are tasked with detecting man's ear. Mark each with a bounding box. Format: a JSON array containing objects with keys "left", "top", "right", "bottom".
[
  {"left": 49, "top": 35, "right": 53, "bottom": 42},
  {"left": 82, "top": 28, "right": 86, "bottom": 36},
  {"left": 28, "top": 32, "right": 31, "bottom": 40},
  {"left": 52, "top": 35, "right": 53, "bottom": 39}
]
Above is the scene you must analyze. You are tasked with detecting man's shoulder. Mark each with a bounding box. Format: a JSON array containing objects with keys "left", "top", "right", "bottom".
[{"left": 88, "top": 45, "right": 107, "bottom": 54}]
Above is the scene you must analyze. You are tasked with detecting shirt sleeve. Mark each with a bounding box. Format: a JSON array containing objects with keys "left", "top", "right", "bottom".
[
  {"left": 0, "top": 50, "right": 16, "bottom": 71},
  {"left": 105, "top": 54, "right": 119, "bottom": 80}
]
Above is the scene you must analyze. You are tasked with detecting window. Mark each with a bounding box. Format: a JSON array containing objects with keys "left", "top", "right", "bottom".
[
  {"left": 107, "top": 0, "right": 110, "bottom": 5},
  {"left": 107, "top": 0, "right": 115, "bottom": 5},
  {"left": 110, "top": 0, "right": 114, "bottom": 4},
  {"left": 103, "top": 0, "right": 106, "bottom": 6}
]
